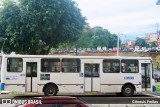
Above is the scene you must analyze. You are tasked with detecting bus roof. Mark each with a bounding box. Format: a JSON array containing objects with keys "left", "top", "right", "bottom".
[{"left": 2, "top": 54, "right": 152, "bottom": 60}]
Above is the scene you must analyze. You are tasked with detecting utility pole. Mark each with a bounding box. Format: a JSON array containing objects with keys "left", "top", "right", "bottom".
[
  {"left": 117, "top": 33, "right": 120, "bottom": 56},
  {"left": 157, "top": 23, "right": 159, "bottom": 39},
  {"left": 156, "top": 23, "right": 160, "bottom": 47},
  {"left": 117, "top": 33, "right": 124, "bottom": 56}
]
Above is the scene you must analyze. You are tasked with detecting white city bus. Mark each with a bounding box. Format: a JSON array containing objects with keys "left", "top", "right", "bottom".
[{"left": 0, "top": 55, "right": 156, "bottom": 96}]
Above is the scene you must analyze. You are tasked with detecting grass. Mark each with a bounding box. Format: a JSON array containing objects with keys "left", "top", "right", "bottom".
[{"left": 156, "top": 84, "right": 160, "bottom": 92}]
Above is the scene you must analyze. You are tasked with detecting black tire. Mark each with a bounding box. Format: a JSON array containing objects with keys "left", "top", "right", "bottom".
[
  {"left": 44, "top": 84, "right": 58, "bottom": 96},
  {"left": 122, "top": 85, "right": 134, "bottom": 97}
]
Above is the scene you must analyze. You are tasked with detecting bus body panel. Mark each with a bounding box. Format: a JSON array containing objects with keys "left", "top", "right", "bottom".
[
  {"left": 59, "top": 73, "right": 84, "bottom": 93},
  {"left": 0, "top": 55, "right": 155, "bottom": 95},
  {"left": 100, "top": 73, "right": 142, "bottom": 93},
  {"left": 4, "top": 57, "right": 26, "bottom": 92}
]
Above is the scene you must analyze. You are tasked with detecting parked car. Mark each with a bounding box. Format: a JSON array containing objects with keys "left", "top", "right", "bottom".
[
  {"left": 153, "top": 69, "right": 160, "bottom": 82},
  {"left": 98, "top": 49, "right": 104, "bottom": 53},
  {"left": 18, "top": 96, "right": 89, "bottom": 107},
  {"left": 134, "top": 49, "right": 143, "bottom": 52},
  {"left": 156, "top": 47, "right": 160, "bottom": 52},
  {"left": 121, "top": 49, "right": 128, "bottom": 52},
  {"left": 69, "top": 50, "right": 74, "bottom": 53},
  {"left": 144, "top": 49, "right": 150, "bottom": 52},
  {"left": 149, "top": 47, "right": 157, "bottom": 53},
  {"left": 111, "top": 49, "right": 118, "bottom": 52},
  {"left": 122, "top": 49, "right": 134, "bottom": 52},
  {"left": 104, "top": 50, "right": 110, "bottom": 53}
]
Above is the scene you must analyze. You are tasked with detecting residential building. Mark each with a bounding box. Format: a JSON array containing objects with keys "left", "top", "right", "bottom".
[
  {"left": 144, "top": 33, "right": 157, "bottom": 43},
  {"left": 123, "top": 40, "right": 135, "bottom": 48}
]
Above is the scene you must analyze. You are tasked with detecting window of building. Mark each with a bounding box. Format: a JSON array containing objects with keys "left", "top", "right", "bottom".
[
  {"left": 62, "top": 59, "right": 80, "bottom": 73},
  {"left": 41, "top": 59, "right": 60, "bottom": 72},
  {"left": 103, "top": 59, "right": 120, "bottom": 73},
  {"left": 121, "top": 60, "right": 138, "bottom": 73},
  {"left": 7, "top": 58, "right": 23, "bottom": 72}
]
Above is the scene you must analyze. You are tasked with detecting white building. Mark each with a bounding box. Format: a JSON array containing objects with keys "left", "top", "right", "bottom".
[
  {"left": 97, "top": 46, "right": 101, "bottom": 51},
  {"left": 102, "top": 46, "right": 107, "bottom": 51}
]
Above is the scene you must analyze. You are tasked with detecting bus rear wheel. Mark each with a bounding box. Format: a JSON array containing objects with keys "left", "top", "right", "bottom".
[
  {"left": 44, "top": 84, "right": 58, "bottom": 96},
  {"left": 122, "top": 85, "right": 134, "bottom": 97}
]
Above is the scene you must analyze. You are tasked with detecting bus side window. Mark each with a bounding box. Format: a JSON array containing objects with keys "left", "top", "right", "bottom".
[
  {"left": 103, "top": 59, "right": 120, "bottom": 73},
  {"left": 62, "top": 58, "right": 80, "bottom": 73},
  {"left": 7, "top": 58, "right": 23, "bottom": 72},
  {"left": 41, "top": 59, "right": 60, "bottom": 72},
  {"left": 121, "top": 59, "right": 139, "bottom": 73}
]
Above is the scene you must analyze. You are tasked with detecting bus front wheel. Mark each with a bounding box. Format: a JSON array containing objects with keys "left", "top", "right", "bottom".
[
  {"left": 122, "top": 85, "right": 134, "bottom": 97},
  {"left": 44, "top": 84, "right": 58, "bottom": 96}
]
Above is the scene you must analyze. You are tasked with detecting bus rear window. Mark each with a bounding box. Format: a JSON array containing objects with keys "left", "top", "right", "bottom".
[{"left": 7, "top": 58, "right": 23, "bottom": 72}]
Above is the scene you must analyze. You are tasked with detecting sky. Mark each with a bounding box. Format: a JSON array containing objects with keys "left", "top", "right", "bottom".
[{"left": 73, "top": 0, "right": 160, "bottom": 40}]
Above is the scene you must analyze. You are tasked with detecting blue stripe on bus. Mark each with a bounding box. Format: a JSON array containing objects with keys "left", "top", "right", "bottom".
[{"left": 0, "top": 83, "right": 4, "bottom": 90}]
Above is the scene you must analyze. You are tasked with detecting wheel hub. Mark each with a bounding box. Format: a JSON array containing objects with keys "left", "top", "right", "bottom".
[{"left": 125, "top": 88, "right": 131, "bottom": 94}]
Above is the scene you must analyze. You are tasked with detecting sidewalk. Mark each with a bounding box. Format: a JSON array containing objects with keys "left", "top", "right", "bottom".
[{"left": 142, "top": 91, "right": 160, "bottom": 98}]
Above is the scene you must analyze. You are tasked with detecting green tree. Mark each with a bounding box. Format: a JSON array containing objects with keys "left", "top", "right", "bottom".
[
  {"left": 91, "top": 26, "right": 110, "bottom": 48},
  {"left": 135, "top": 37, "right": 147, "bottom": 48},
  {"left": 108, "top": 34, "right": 118, "bottom": 48},
  {"left": 150, "top": 41, "right": 157, "bottom": 47},
  {"left": 75, "top": 26, "right": 93, "bottom": 48},
  {"left": 0, "top": 0, "right": 86, "bottom": 54},
  {"left": 120, "top": 43, "right": 125, "bottom": 50},
  {"left": 75, "top": 26, "right": 120, "bottom": 49}
]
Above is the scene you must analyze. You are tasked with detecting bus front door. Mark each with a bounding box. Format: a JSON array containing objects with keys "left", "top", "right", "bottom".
[
  {"left": 84, "top": 64, "right": 100, "bottom": 92},
  {"left": 26, "top": 62, "right": 38, "bottom": 92},
  {"left": 141, "top": 63, "right": 151, "bottom": 91}
]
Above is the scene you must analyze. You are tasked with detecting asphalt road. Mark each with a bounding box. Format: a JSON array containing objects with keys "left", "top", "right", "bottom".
[{"left": 77, "top": 94, "right": 160, "bottom": 104}]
